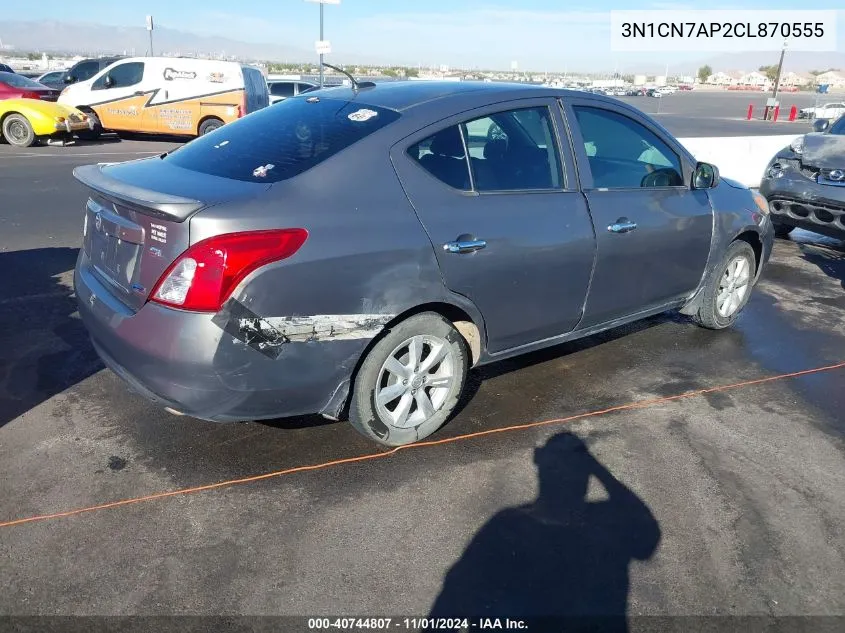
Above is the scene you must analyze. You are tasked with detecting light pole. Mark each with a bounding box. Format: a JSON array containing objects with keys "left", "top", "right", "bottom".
[
  {"left": 306, "top": 0, "right": 340, "bottom": 88},
  {"left": 146, "top": 15, "right": 154, "bottom": 56}
]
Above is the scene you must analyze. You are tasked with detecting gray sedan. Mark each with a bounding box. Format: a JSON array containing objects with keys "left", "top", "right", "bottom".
[{"left": 73, "top": 81, "right": 774, "bottom": 446}]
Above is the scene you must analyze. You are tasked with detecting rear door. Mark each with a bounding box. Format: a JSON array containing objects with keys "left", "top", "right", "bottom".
[
  {"left": 562, "top": 97, "right": 713, "bottom": 327},
  {"left": 392, "top": 99, "right": 596, "bottom": 353}
]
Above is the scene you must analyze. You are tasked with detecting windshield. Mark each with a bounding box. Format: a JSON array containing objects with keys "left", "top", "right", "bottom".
[
  {"left": 163, "top": 96, "right": 401, "bottom": 183},
  {"left": 0, "top": 71, "right": 46, "bottom": 89}
]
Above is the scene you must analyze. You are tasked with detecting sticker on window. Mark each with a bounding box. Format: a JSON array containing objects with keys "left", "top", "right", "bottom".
[
  {"left": 348, "top": 109, "right": 378, "bottom": 122},
  {"left": 253, "top": 164, "right": 275, "bottom": 178}
]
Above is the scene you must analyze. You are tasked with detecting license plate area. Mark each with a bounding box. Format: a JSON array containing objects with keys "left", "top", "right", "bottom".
[{"left": 85, "top": 199, "right": 144, "bottom": 293}]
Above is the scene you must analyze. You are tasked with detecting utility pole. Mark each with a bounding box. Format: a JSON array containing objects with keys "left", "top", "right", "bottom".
[
  {"left": 771, "top": 40, "right": 788, "bottom": 101},
  {"left": 764, "top": 40, "right": 787, "bottom": 120}
]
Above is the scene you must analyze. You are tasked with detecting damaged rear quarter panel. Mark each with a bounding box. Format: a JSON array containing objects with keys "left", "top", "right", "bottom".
[{"left": 189, "top": 140, "right": 453, "bottom": 400}]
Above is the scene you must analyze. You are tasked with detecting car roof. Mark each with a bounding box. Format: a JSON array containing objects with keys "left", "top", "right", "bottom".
[{"left": 309, "top": 80, "right": 584, "bottom": 112}]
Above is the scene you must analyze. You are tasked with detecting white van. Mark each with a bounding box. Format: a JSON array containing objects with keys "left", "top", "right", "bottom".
[{"left": 58, "top": 57, "right": 269, "bottom": 138}]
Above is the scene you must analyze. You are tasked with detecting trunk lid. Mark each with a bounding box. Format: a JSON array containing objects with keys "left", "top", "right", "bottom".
[
  {"left": 74, "top": 158, "right": 270, "bottom": 312},
  {"left": 36, "top": 88, "right": 60, "bottom": 102}
]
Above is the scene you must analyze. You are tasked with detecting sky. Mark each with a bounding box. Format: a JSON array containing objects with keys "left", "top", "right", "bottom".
[{"left": 3, "top": 0, "right": 844, "bottom": 70}]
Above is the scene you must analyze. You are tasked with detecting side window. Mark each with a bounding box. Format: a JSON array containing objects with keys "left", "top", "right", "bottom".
[
  {"left": 74, "top": 61, "right": 99, "bottom": 82},
  {"left": 297, "top": 83, "right": 317, "bottom": 95},
  {"left": 572, "top": 106, "right": 684, "bottom": 189},
  {"left": 271, "top": 82, "right": 295, "bottom": 97},
  {"left": 92, "top": 62, "right": 144, "bottom": 90},
  {"left": 407, "top": 125, "right": 471, "bottom": 191},
  {"left": 460, "top": 106, "right": 561, "bottom": 192}
]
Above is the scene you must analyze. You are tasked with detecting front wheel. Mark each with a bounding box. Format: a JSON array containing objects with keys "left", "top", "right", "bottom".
[
  {"left": 693, "top": 241, "right": 757, "bottom": 330},
  {"left": 349, "top": 313, "right": 468, "bottom": 447},
  {"left": 2, "top": 114, "right": 36, "bottom": 147}
]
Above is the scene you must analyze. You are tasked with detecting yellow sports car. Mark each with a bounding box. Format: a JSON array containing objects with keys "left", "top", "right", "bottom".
[{"left": 0, "top": 98, "right": 93, "bottom": 147}]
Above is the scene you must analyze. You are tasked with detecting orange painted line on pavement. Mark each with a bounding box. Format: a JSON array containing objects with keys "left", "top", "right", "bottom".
[{"left": 2, "top": 361, "right": 843, "bottom": 530}]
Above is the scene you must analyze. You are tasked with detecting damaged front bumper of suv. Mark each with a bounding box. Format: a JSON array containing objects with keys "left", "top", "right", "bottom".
[{"left": 760, "top": 157, "right": 845, "bottom": 240}]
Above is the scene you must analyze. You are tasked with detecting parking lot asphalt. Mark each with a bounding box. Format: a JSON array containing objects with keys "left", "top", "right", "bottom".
[{"left": 1, "top": 104, "right": 845, "bottom": 624}]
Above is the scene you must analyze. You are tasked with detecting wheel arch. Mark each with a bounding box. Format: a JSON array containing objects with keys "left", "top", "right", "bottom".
[
  {"left": 680, "top": 227, "right": 765, "bottom": 316},
  {"left": 319, "top": 300, "right": 487, "bottom": 421},
  {"left": 732, "top": 229, "right": 764, "bottom": 282}
]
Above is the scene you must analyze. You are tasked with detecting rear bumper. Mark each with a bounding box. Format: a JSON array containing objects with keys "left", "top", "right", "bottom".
[
  {"left": 74, "top": 252, "right": 364, "bottom": 422},
  {"left": 760, "top": 171, "right": 845, "bottom": 239}
]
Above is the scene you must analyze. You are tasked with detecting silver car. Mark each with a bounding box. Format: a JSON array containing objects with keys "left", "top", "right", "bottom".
[{"left": 74, "top": 81, "right": 774, "bottom": 446}]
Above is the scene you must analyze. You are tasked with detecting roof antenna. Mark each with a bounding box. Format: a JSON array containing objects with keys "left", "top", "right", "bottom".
[{"left": 321, "top": 63, "right": 375, "bottom": 93}]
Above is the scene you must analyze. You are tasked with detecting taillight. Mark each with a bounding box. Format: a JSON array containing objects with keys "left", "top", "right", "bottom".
[
  {"left": 239, "top": 93, "right": 247, "bottom": 118},
  {"left": 149, "top": 229, "right": 308, "bottom": 312},
  {"left": 20, "top": 91, "right": 41, "bottom": 100}
]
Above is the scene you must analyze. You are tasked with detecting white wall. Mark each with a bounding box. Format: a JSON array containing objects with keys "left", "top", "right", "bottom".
[{"left": 677, "top": 135, "right": 801, "bottom": 187}]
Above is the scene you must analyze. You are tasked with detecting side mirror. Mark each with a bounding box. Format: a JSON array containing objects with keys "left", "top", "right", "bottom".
[
  {"left": 812, "top": 118, "right": 830, "bottom": 133},
  {"left": 63, "top": 75, "right": 75, "bottom": 84},
  {"left": 693, "top": 162, "right": 720, "bottom": 189},
  {"left": 104, "top": 75, "right": 114, "bottom": 88}
]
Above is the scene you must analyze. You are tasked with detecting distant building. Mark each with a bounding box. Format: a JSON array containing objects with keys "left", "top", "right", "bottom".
[
  {"left": 633, "top": 74, "right": 647, "bottom": 86},
  {"left": 814, "top": 70, "right": 845, "bottom": 89},
  {"left": 779, "top": 71, "right": 813, "bottom": 88},
  {"left": 738, "top": 71, "right": 771, "bottom": 88},
  {"left": 706, "top": 71, "right": 741, "bottom": 85}
]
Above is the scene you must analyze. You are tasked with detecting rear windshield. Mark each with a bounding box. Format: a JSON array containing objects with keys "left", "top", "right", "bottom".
[
  {"left": 0, "top": 71, "right": 46, "bottom": 89},
  {"left": 163, "top": 97, "right": 401, "bottom": 183}
]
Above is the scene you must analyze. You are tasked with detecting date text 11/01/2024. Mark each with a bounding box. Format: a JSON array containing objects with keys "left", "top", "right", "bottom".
[{"left": 307, "top": 618, "right": 528, "bottom": 630}]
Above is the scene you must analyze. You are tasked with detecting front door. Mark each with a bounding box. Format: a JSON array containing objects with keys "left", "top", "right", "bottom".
[
  {"left": 89, "top": 61, "right": 148, "bottom": 131},
  {"left": 391, "top": 99, "right": 596, "bottom": 354},
  {"left": 562, "top": 99, "right": 713, "bottom": 327}
]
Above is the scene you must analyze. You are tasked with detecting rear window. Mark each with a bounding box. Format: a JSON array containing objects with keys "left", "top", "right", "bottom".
[
  {"left": 163, "top": 97, "right": 400, "bottom": 183},
  {"left": 0, "top": 71, "right": 46, "bottom": 89}
]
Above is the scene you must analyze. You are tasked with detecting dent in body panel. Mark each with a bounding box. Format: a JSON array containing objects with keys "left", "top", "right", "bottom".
[{"left": 212, "top": 299, "right": 395, "bottom": 359}]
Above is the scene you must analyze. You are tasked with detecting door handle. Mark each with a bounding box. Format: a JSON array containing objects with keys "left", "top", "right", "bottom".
[
  {"left": 607, "top": 218, "right": 638, "bottom": 234},
  {"left": 443, "top": 238, "right": 487, "bottom": 254},
  {"left": 133, "top": 91, "right": 145, "bottom": 96}
]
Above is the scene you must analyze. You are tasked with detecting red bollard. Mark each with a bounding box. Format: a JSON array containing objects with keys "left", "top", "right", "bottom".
[
  {"left": 747, "top": 104, "right": 753, "bottom": 120},
  {"left": 789, "top": 105, "right": 797, "bottom": 121},
  {"left": 773, "top": 105, "right": 780, "bottom": 122}
]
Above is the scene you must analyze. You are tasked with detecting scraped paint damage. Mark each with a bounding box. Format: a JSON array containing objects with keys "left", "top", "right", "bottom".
[{"left": 212, "top": 299, "right": 395, "bottom": 359}]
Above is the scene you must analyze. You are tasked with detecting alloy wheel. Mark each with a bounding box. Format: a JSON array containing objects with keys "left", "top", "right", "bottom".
[
  {"left": 716, "top": 254, "right": 752, "bottom": 318},
  {"left": 375, "top": 334, "right": 456, "bottom": 429}
]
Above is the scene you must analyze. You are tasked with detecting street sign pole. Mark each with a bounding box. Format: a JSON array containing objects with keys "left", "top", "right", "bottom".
[{"left": 306, "top": 0, "right": 339, "bottom": 88}]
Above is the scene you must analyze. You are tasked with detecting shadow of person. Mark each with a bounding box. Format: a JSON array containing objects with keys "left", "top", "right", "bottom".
[{"left": 429, "top": 431, "right": 661, "bottom": 632}]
